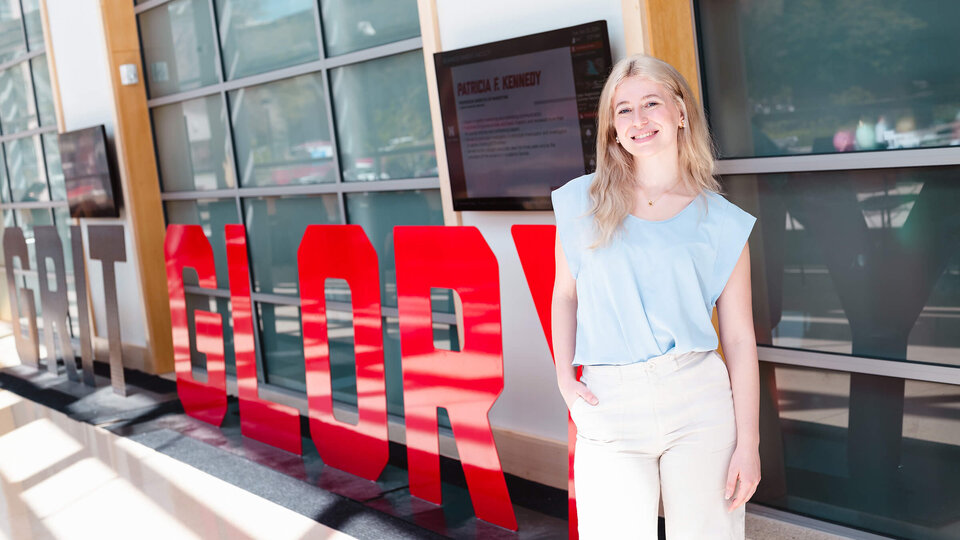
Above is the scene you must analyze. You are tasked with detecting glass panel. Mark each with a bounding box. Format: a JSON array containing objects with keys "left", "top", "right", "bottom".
[
  {"left": 6, "top": 136, "right": 47, "bottom": 202},
  {"left": 52, "top": 207, "right": 78, "bottom": 336},
  {"left": 257, "top": 302, "right": 304, "bottom": 392},
  {"left": 165, "top": 199, "right": 239, "bottom": 288},
  {"left": 0, "top": 0, "right": 25, "bottom": 64},
  {"left": 0, "top": 145, "right": 9, "bottom": 202},
  {"left": 153, "top": 94, "right": 235, "bottom": 191},
  {"left": 185, "top": 293, "right": 236, "bottom": 376},
  {"left": 15, "top": 208, "right": 51, "bottom": 270},
  {"left": 319, "top": 0, "right": 419, "bottom": 57},
  {"left": 229, "top": 73, "right": 335, "bottom": 187},
  {"left": 20, "top": 0, "right": 41, "bottom": 51},
  {"left": 43, "top": 132, "right": 64, "bottom": 200},
  {"left": 139, "top": 0, "right": 219, "bottom": 98},
  {"left": 697, "top": 0, "right": 960, "bottom": 158},
  {"left": 344, "top": 189, "right": 445, "bottom": 309},
  {"left": 243, "top": 195, "right": 339, "bottom": 296},
  {"left": 0, "top": 61, "right": 38, "bottom": 134},
  {"left": 722, "top": 164, "right": 960, "bottom": 366},
  {"left": 758, "top": 364, "right": 960, "bottom": 539},
  {"left": 331, "top": 51, "right": 436, "bottom": 182},
  {"left": 31, "top": 55, "right": 55, "bottom": 127},
  {"left": 214, "top": 0, "right": 319, "bottom": 80}
]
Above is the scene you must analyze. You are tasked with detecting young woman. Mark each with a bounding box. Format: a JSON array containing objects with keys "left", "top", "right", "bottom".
[{"left": 550, "top": 54, "right": 761, "bottom": 539}]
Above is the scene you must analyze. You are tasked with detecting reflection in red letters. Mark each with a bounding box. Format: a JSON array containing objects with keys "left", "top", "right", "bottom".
[
  {"left": 511, "top": 224, "right": 579, "bottom": 539},
  {"left": 394, "top": 226, "right": 518, "bottom": 531},
  {"left": 226, "top": 225, "right": 303, "bottom": 455},
  {"left": 298, "top": 225, "right": 389, "bottom": 481},
  {"left": 164, "top": 224, "right": 226, "bottom": 426}
]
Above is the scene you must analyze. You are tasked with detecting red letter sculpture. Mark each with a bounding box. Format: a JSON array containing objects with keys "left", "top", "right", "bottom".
[
  {"left": 164, "top": 224, "right": 227, "bottom": 425},
  {"left": 511, "top": 224, "right": 579, "bottom": 539},
  {"left": 394, "top": 226, "right": 517, "bottom": 531},
  {"left": 226, "top": 225, "right": 302, "bottom": 455},
  {"left": 298, "top": 225, "right": 388, "bottom": 480}
]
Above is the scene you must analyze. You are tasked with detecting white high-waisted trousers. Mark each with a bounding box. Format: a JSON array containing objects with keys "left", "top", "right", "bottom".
[{"left": 572, "top": 349, "right": 745, "bottom": 540}]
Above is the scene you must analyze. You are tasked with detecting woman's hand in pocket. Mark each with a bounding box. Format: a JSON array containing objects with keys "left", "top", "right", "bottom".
[{"left": 559, "top": 377, "right": 598, "bottom": 411}]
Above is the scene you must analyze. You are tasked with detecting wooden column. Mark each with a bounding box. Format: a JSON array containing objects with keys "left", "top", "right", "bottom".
[{"left": 98, "top": 0, "right": 173, "bottom": 374}]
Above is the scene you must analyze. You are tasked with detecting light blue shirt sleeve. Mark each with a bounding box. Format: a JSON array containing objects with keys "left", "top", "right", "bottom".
[
  {"left": 550, "top": 175, "right": 591, "bottom": 279},
  {"left": 710, "top": 201, "right": 757, "bottom": 305}
]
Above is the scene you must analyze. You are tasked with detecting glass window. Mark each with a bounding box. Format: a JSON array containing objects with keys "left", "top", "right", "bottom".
[
  {"left": 243, "top": 195, "right": 340, "bottom": 296},
  {"left": 0, "top": 61, "right": 39, "bottom": 134},
  {"left": 229, "top": 74, "right": 336, "bottom": 187},
  {"left": 43, "top": 132, "right": 64, "bottom": 200},
  {"left": 185, "top": 293, "right": 236, "bottom": 376},
  {"left": 153, "top": 94, "right": 235, "bottom": 191},
  {"left": 257, "top": 302, "right": 304, "bottom": 392},
  {"left": 6, "top": 136, "right": 47, "bottom": 202},
  {"left": 319, "top": 0, "right": 420, "bottom": 57},
  {"left": 20, "top": 0, "right": 42, "bottom": 52},
  {"left": 165, "top": 199, "right": 239, "bottom": 288},
  {"left": 330, "top": 51, "right": 436, "bottom": 182},
  {"left": 722, "top": 164, "right": 960, "bottom": 366},
  {"left": 52, "top": 207, "right": 78, "bottom": 337},
  {"left": 214, "top": 0, "right": 319, "bottom": 80},
  {"left": 14, "top": 208, "right": 51, "bottom": 270},
  {"left": 697, "top": 0, "right": 960, "bottom": 158},
  {"left": 0, "top": 146, "right": 9, "bottom": 202},
  {"left": 344, "top": 189, "right": 445, "bottom": 309},
  {"left": 30, "top": 55, "right": 55, "bottom": 127},
  {"left": 0, "top": 0, "right": 25, "bottom": 64},
  {"left": 757, "top": 364, "right": 960, "bottom": 539},
  {"left": 139, "top": 0, "right": 220, "bottom": 98}
]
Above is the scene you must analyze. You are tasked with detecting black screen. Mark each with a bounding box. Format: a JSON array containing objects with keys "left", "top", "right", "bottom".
[{"left": 58, "top": 125, "right": 120, "bottom": 219}]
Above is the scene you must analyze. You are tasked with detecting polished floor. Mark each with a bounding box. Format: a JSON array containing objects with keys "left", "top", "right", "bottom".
[{"left": 0, "top": 323, "right": 861, "bottom": 539}]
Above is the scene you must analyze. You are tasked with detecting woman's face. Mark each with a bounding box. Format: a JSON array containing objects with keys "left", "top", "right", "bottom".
[{"left": 611, "top": 76, "right": 685, "bottom": 160}]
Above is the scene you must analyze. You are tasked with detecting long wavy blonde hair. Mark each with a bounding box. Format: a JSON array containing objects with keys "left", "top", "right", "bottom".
[{"left": 587, "top": 54, "right": 721, "bottom": 248}]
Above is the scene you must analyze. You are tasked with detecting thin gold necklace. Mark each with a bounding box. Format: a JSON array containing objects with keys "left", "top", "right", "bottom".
[{"left": 643, "top": 179, "right": 682, "bottom": 206}]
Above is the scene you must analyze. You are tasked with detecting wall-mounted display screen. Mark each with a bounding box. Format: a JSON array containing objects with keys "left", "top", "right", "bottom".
[
  {"left": 435, "top": 21, "right": 612, "bottom": 211},
  {"left": 58, "top": 125, "right": 121, "bottom": 218}
]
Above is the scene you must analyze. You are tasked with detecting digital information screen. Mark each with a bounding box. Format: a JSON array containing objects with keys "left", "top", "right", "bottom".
[{"left": 435, "top": 21, "right": 612, "bottom": 211}]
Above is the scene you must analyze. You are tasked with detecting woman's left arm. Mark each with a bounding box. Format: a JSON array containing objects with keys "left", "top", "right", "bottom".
[{"left": 716, "top": 241, "right": 761, "bottom": 512}]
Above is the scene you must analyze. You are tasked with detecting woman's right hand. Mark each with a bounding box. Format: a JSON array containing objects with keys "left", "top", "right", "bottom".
[{"left": 559, "top": 377, "right": 598, "bottom": 411}]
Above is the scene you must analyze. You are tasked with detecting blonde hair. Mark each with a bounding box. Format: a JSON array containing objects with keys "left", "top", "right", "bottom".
[{"left": 587, "top": 54, "right": 721, "bottom": 248}]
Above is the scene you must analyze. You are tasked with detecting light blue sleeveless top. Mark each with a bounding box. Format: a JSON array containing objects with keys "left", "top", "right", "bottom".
[{"left": 551, "top": 173, "right": 757, "bottom": 366}]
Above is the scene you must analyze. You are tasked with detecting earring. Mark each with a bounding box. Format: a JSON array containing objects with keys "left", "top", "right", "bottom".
[
  {"left": 679, "top": 119, "right": 685, "bottom": 129},
  {"left": 616, "top": 136, "right": 620, "bottom": 143}
]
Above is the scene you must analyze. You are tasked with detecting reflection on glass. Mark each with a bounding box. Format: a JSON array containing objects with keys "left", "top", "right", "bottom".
[
  {"left": 153, "top": 95, "right": 235, "bottom": 191},
  {"left": 344, "top": 189, "right": 445, "bottom": 309},
  {"left": 229, "top": 74, "right": 335, "bottom": 187},
  {"left": 0, "top": 0, "right": 25, "bottom": 64},
  {"left": 139, "top": 0, "right": 219, "bottom": 98},
  {"left": 758, "top": 364, "right": 960, "bottom": 540},
  {"left": 6, "top": 136, "right": 47, "bottom": 202},
  {"left": 0, "top": 147, "right": 9, "bottom": 202},
  {"left": 0, "top": 62, "right": 38, "bottom": 134},
  {"left": 20, "top": 0, "right": 41, "bottom": 51},
  {"left": 14, "top": 208, "right": 51, "bottom": 270},
  {"left": 724, "top": 165, "right": 960, "bottom": 366},
  {"left": 214, "top": 0, "right": 319, "bottom": 80},
  {"left": 243, "top": 195, "right": 339, "bottom": 296},
  {"left": 52, "top": 207, "right": 78, "bottom": 337},
  {"left": 383, "top": 316, "right": 456, "bottom": 429},
  {"left": 186, "top": 293, "right": 236, "bottom": 376},
  {"left": 165, "top": 199, "right": 239, "bottom": 288},
  {"left": 697, "top": 1, "right": 960, "bottom": 158},
  {"left": 44, "top": 133, "right": 64, "bottom": 200},
  {"left": 319, "top": 0, "right": 419, "bottom": 56},
  {"left": 257, "top": 302, "right": 305, "bottom": 392},
  {"left": 331, "top": 51, "right": 436, "bottom": 182},
  {"left": 31, "top": 56, "right": 56, "bottom": 127}
]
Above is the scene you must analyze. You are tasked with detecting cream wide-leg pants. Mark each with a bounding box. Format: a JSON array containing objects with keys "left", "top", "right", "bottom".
[{"left": 571, "top": 349, "right": 745, "bottom": 540}]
